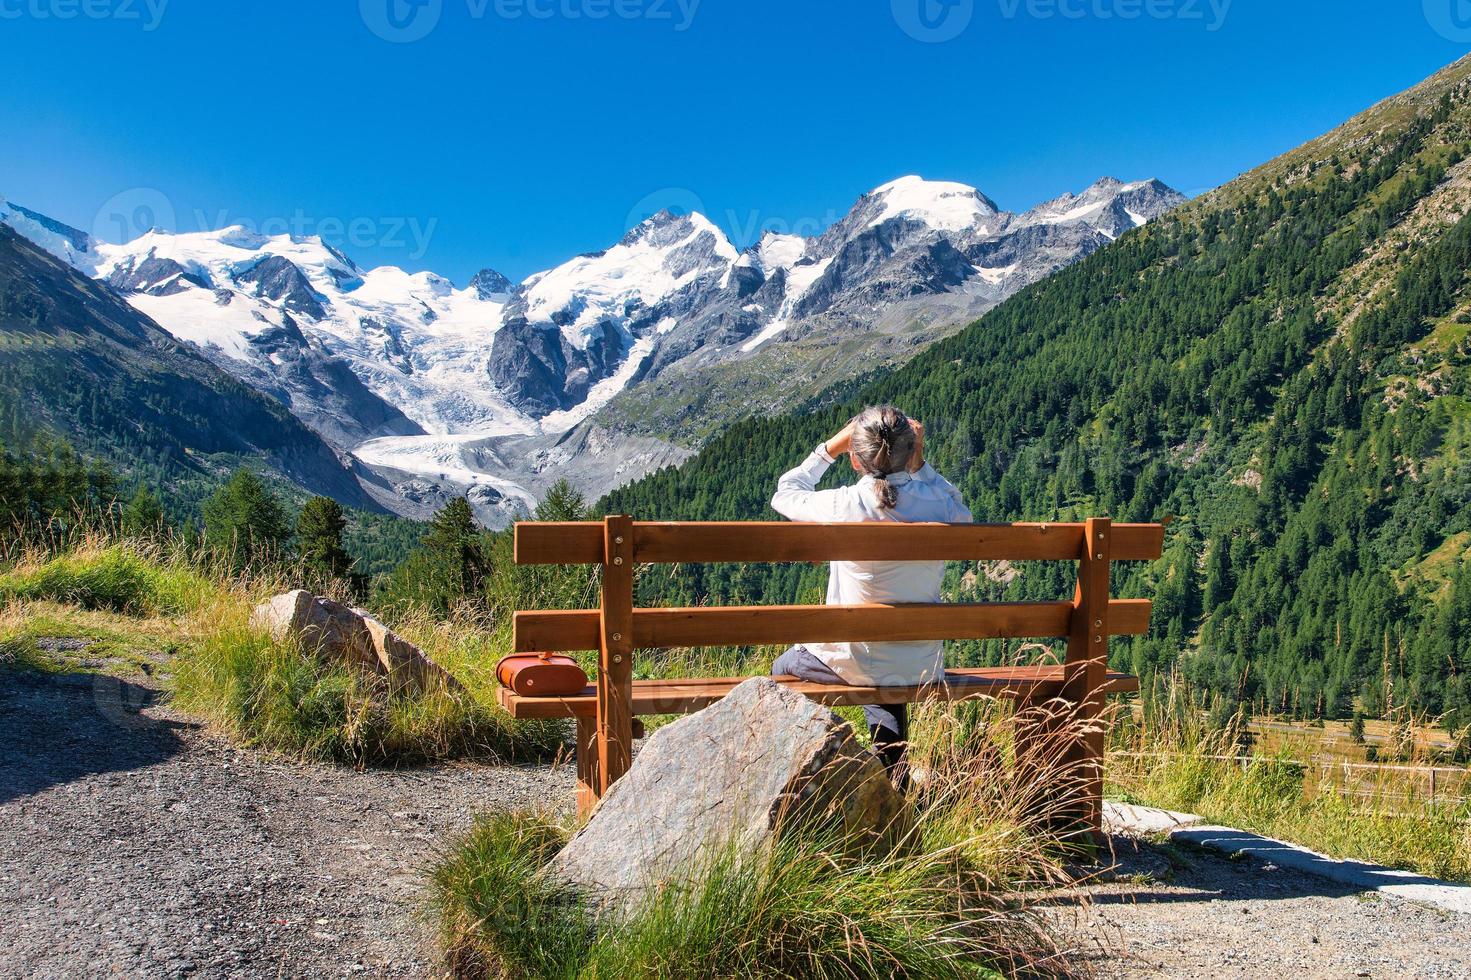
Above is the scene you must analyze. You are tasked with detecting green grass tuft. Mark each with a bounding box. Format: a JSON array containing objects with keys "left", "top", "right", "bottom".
[
  {"left": 0, "top": 631, "right": 54, "bottom": 672},
  {"left": 170, "top": 616, "right": 567, "bottom": 766},
  {"left": 429, "top": 696, "right": 1082, "bottom": 980},
  {"left": 428, "top": 812, "right": 588, "bottom": 980},
  {"left": 429, "top": 808, "right": 1050, "bottom": 980},
  {"left": 0, "top": 543, "right": 216, "bottom": 616}
]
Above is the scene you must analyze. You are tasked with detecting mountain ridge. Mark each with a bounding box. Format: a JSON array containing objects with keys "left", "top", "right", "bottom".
[
  {"left": 0, "top": 222, "right": 378, "bottom": 510},
  {"left": 602, "top": 54, "right": 1471, "bottom": 729}
]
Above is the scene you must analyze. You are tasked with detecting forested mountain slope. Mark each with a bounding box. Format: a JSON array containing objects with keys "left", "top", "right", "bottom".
[
  {"left": 0, "top": 224, "right": 378, "bottom": 510},
  {"left": 605, "top": 56, "right": 1471, "bottom": 730}
]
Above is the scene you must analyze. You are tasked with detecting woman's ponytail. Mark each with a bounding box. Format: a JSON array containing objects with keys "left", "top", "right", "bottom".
[
  {"left": 848, "top": 406, "right": 916, "bottom": 510},
  {"left": 871, "top": 476, "right": 900, "bottom": 509}
]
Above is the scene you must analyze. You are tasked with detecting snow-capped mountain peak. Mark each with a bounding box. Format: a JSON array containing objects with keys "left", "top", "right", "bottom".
[
  {"left": 752, "top": 231, "right": 808, "bottom": 274},
  {"left": 469, "top": 267, "right": 513, "bottom": 300},
  {"left": 1018, "top": 176, "right": 1179, "bottom": 237},
  {"left": 515, "top": 208, "right": 736, "bottom": 352},
  {"left": 865, "top": 175, "right": 1001, "bottom": 232}
]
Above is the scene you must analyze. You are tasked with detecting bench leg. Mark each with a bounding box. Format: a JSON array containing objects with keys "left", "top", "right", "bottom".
[
  {"left": 575, "top": 715, "right": 600, "bottom": 820},
  {"left": 1014, "top": 691, "right": 1105, "bottom": 843},
  {"left": 1060, "top": 517, "right": 1110, "bottom": 842},
  {"left": 1014, "top": 693, "right": 1064, "bottom": 827}
]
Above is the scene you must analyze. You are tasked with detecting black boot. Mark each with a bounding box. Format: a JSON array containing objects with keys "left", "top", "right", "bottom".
[{"left": 869, "top": 704, "right": 910, "bottom": 793}]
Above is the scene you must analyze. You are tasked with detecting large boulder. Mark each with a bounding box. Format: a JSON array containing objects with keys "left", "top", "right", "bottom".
[
  {"left": 355, "top": 609, "right": 461, "bottom": 693},
  {"left": 549, "top": 677, "right": 910, "bottom": 908},
  {"left": 249, "top": 590, "right": 458, "bottom": 693}
]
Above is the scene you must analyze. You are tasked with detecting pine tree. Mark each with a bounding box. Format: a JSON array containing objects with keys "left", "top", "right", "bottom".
[
  {"left": 202, "top": 469, "right": 290, "bottom": 563},
  {"left": 1348, "top": 711, "right": 1366, "bottom": 745},
  {"left": 377, "top": 497, "right": 488, "bottom": 613},
  {"left": 297, "top": 496, "right": 356, "bottom": 589},
  {"left": 423, "top": 497, "right": 488, "bottom": 600},
  {"left": 536, "top": 479, "right": 588, "bottom": 522},
  {"left": 122, "top": 485, "right": 165, "bottom": 536}
]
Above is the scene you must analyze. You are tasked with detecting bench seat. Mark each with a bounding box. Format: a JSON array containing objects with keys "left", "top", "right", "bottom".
[{"left": 498, "top": 665, "right": 1141, "bottom": 720}]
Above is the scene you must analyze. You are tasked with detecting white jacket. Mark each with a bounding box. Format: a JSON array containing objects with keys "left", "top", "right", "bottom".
[{"left": 770, "top": 444, "right": 973, "bottom": 686}]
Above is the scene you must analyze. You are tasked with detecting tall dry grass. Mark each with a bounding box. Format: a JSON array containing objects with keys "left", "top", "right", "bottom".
[
  {"left": 429, "top": 693, "right": 1103, "bottom": 979},
  {"left": 1108, "top": 683, "right": 1471, "bottom": 881}
]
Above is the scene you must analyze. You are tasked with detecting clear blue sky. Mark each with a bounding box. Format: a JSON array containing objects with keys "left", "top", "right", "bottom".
[{"left": 1, "top": 0, "right": 1467, "bottom": 282}]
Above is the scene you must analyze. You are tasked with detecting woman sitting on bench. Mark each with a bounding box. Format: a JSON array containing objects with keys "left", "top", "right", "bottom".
[{"left": 769, "top": 405, "right": 972, "bottom": 789}]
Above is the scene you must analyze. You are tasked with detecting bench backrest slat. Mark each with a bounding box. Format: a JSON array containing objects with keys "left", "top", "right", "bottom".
[
  {"left": 515, "top": 520, "right": 1165, "bottom": 565},
  {"left": 513, "top": 598, "right": 1153, "bottom": 653}
]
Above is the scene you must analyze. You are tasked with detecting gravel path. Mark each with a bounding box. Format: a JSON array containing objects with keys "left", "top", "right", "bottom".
[
  {"left": 1071, "top": 835, "right": 1471, "bottom": 978},
  {"left": 4, "top": 664, "right": 1468, "bottom": 979},
  {"left": 0, "top": 667, "right": 573, "bottom": 979}
]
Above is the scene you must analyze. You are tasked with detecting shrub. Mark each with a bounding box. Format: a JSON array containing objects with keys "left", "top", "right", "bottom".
[
  {"left": 0, "top": 543, "right": 215, "bottom": 615},
  {"left": 170, "top": 612, "right": 566, "bottom": 766}
]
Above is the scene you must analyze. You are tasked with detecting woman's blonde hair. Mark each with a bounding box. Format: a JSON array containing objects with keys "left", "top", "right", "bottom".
[{"left": 849, "top": 405, "right": 917, "bottom": 509}]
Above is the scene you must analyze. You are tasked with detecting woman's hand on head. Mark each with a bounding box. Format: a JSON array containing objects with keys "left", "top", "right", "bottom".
[
  {"left": 907, "top": 421, "right": 925, "bottom": 473},
  {"left": 825, "top": 421, "right": 857, "bottom": 460}
]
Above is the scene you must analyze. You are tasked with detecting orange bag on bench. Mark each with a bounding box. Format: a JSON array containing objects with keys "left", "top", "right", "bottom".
[{"left": 495, "top": 652, "right": 589, "bottom": 697}]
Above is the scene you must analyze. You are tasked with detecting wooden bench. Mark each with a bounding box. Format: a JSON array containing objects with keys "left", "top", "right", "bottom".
[{"left": 502, "top": 516, "right": 1163, "bottom": 831}]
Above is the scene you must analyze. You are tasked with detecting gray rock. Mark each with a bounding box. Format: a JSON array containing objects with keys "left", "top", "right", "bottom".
[
  {"left": 549, "top": 677, "right": 910, "bottom": 908},
  {"left": 233, "top": 254, "right": 326, "bottom": 319},
  {"left": 355, "top": 610, "right": 461, "bottom": 694},
  {"left": 249, "top": 590, "right": 457, "bottom": 692}
]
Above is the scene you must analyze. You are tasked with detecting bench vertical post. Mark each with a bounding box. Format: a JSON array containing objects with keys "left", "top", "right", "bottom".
[
  {"left": 574, "top": 715, "right": 599, "bottom": 817},
  {"left": 1063, "top": 516, "right": 1111, "bottom": 836},
  {"left": 596, "top": 515, "right": 635, "bottom": 800}
]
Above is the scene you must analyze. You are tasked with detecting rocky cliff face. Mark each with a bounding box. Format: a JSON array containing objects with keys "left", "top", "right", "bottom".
[{"left": 597, "top": 176, "right": 1187, "bottom": 442}]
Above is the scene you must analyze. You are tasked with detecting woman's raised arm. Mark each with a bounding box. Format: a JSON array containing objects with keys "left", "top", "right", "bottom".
[{"left": 771, "top": 424, "right": 858, "bottom": 522}]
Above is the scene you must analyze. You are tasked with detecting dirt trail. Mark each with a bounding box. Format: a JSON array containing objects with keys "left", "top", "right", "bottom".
[
  {"left": 0, "top": 668, "right": 572, "bottom": 979},
  {"left": 3, "top": 665, "right": 1468, "bottom": 979}
]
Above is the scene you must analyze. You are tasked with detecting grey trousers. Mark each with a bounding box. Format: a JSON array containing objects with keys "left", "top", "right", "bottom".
[{"left": 770, "top": 645, "right": 907, "bottom": 736}]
